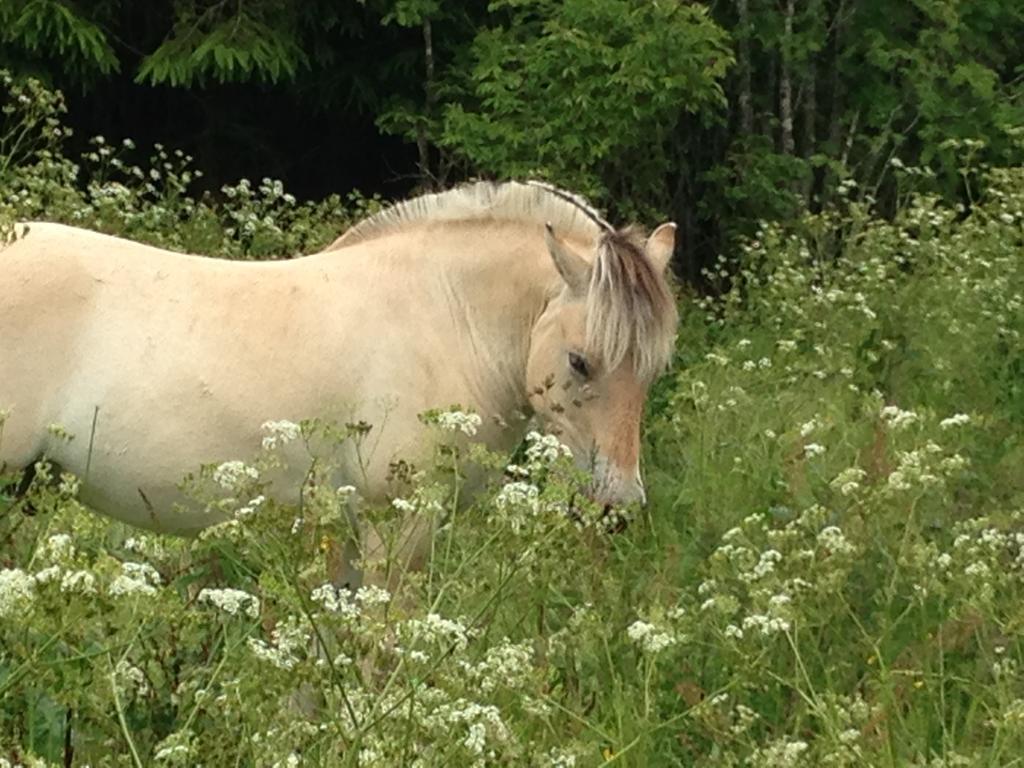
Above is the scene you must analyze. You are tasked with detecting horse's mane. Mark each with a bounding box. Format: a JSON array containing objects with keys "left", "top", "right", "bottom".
[
  {"left": 326, "top": 180, "right": 611, "bottom": 250},
  {"left": 588, "top": 227, "right": 678, "bottom": 381},
  {"left": 330, "top": 180, "right": 677, "bottom": 379}
]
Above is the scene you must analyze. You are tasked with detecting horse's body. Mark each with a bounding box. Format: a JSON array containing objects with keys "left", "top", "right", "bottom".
[{"left": 0, "top": 182, "right": 677, "bottom": 541}]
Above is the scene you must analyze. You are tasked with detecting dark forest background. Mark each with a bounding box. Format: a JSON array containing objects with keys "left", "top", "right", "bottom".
[{"left": 2, "top": 0, "right": 1023, "bottom": 280}]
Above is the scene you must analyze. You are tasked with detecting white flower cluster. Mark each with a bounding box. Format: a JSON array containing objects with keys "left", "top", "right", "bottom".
[
  {"left": 197, "top": 587, "right": 260, "bottom": 619},
  {"left": 60, "top": 569, "right": 97, "bottom": 595},
  {"left": 880, "top": 405, "right": 919, "bottom": 431},
  {"left": 544, "top": 748, "right": 579, "bottom": 768},
  {"left": 830, "top": 467, "right": 867, "bottom": 496},
  {"left": 436, "top": 409, "right": 483, "bottom": 436},
  {"left": 494, "top": 481, "right": 542, "bottom": 534},
  {"left": 114, "top": 658, "right": 150, "bottom": 697},
  {"left": 124, "top": 535, "right": 167, "bottom": 560},
  {"left": 886, "top": 444, "right": 946, "bottom": 492},
  {"left": 356, "top": 585, "right": 391, "bottom": 608},
  {"left": 740, "top": 549, "right": 783, "bottom": 583},
  {"left": 311, "top": 583, "right": 355, "bottom": 616},
  {"left": 109, "top": 561, "right": 163, "bottom": 597},
  {"left": 468, "top": 640, "right": 534, "bottom": 693},
  {"left": 803, "top": 442, "right": 826, "bottom": 458},
  {"left": 43, "top": 533, "right": 75, "bottom": 563},
  {"left": 421, "top": 699, "right": 510, "bottom": 757},
  {"left": 741, "top": 611, "right": 790, "bottom": 637},
  {"left": 235, "top": 494, "right": 265, "bottom": 521},
  {"left": 153, "top": 730, "right": 195, "bottom": 765},
  {"left": 750, "top": 737, "right": 810, "bottom": 767},
  {"left": 261, "top": 419, "right": 301, "bottom": 450},
  {"left": 0, "top": 568, "right": 36, "bottom": 618},
  {"left": 248, "top": 615, "right": 310, "bottom": 670},
  {"left": 525, "top": 431, "right": 573, "bottom": 465},
  {"left": 212, "top": 460, "right": 260, "bottom": 490},
  {"left": 817, "top": 526, "right": 856, "bottom": 556},
  {"left": 939, "top": 413, "right": 970, "bottom": 430},
  {"left": 626, "top": 620, "right": 677, "bottom": 654},
  {"left": 799, "top": 416, "right": 822, "bottom": 437},
  {"left": 403, "top": 612, "right": 473, "bottom": 651}
]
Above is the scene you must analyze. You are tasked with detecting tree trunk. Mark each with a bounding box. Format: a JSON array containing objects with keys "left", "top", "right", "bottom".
[
  {"left": 737, "top": 0, "right": 754, "bottom": 136},
  {"left": 802, "top": 60, "right": 817, "bottom": 204},
  {"left": 779, "top": 0, "right": 796, "bottom": 156},
  {"left": 416, "top": 16, "right": 436, "bottom": 189}
]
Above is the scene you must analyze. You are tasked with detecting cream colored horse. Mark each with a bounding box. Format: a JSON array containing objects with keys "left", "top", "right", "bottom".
[{"left": 0, "top": 182, "right": 677, "bottom": 550}]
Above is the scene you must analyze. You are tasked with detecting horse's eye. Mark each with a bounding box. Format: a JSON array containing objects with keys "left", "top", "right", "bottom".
[{"left": 568, "top": 352, "right": 590, "bottom": 378}]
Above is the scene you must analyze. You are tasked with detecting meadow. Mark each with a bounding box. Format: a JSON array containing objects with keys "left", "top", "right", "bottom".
[{"left": 2, "top": 75, "right": 1024, "bottom": 767}]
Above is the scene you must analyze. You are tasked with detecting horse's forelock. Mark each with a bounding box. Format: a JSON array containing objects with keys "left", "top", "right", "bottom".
[{"left": 585, "top": 228, "right": 678, "bottom": 381}]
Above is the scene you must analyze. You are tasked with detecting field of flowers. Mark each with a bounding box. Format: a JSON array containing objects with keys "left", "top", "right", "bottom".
[{"left": 3, "top": 75, "right": 1024, "bottom": 767}]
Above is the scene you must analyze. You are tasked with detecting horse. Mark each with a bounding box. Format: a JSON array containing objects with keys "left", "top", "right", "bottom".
[{"left": 0, "top": 181, "right": 678, "bottom": 576}]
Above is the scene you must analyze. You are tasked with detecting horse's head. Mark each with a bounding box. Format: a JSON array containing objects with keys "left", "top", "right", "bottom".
[{"left": 526, "top": 221, "right": 678, "bottom": 510}]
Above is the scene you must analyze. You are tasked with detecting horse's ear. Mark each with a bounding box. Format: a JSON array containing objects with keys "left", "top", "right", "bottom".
[
  {"left": 545, "top": 222, "right": 591, "bottom": 295},
  {"left": 645, "top": 222, "right": 676, "bottom": 274}
]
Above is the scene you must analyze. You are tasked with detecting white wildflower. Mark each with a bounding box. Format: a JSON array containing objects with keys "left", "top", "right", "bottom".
[
  {"left": 471, "top": 640, "right": 533, "bottom": 693},
  {"left": 212, "top": 460, "right": 259, "bottom": 490},
  {"left": 60, "top": 569, "right": 97, "bottom": 595},
  {"left": 544, "top": 748, "right": 578, "bottom": 768},
  {"left": 830, "top": 467, "right": 867, "bottom": 496},
  {"left": 626, "top": 620, "right": 676, "bottom": 654},
  {"left": 525, "top": 431, "right": 573, "bottom": 464},
  {"left": 235, "top": 494, "right": 265, "bottom": 520},
  {"left": 44, "top": 533, "right": 75, "bottom": 563},
  {"left": 391, "top": 497, "right": 415, "bottom": 513},
  {"left": 818, "top": 526, "right": 855, "bottom": 556},
  {"left": 940, "top": 413, "right": 970, "bottom": 429},
  {"left": 109, "top": 562, "right": 162, "bottom": 597},
  {"left": 310, "top": 583, "right": 358, "bottom": 619},
  {"left": 742, "top": 613, "right": 791, "bottom": 636},
  {"left": 803, "top": 442, "right": 826, "bottom": 458},
  {"left": 464, "top": 722, "right": 487, "bottom": 755},
  {"left": 799, "top": 417, "right": 821, "bottom": 437},
  {"left": 751, "top": 737, "right": 809, "bottom": 767},
  {"left": 436, "top": 409, "right": 483, "bottom": 436},
  {"left": 0, "top": 568, "right": 36, "bottom": 618},
  {"left": 494, "top": 481, "right": 541, "bottom": 533},
  {"left": 355, "top": 585, "right": 391, "bottom": 607},
  {"left": 33, "top": 565, "right": 61, "bottom": 585},
  {"left": 880, "top": 405, "right": 919, "bottom": 431},
  {"left": 261, "top": 419, "right": 301, "bottom": 449},
  {"left": 404, "top": 612, "right": 472, "bottom": 650},
  {"left": 743, "top": 549, "right": 783, "bottom": 582},
  {"left": 153, "top": 731, "right": 194, "bottom": 765},
  {"left": 197, "top": 587, "right": 260, "bottom": 619},
  {"left": 248, "top": 615, "right": 309, "bottom": 670},
  {"left": 114, "top": 659, "right": 150, "bottom": 697}
]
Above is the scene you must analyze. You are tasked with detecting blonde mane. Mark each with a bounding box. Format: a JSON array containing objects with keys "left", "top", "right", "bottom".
[
  {"left": 329, "top": 180, "right": 677, "bottom": 379},
  {"left": 588, "top": 228, "right": 679, "bottom": 381},
  {"left": 327, "top": 180, "right": 611, "bottom": 250}
]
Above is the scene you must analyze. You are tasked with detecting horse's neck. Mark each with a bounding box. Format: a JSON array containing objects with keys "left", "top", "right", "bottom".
[
  {"left": 319, "top": 223, "right": 557, "bottom": 425},
  {"left": 428, "top": 225, "right": 554, "bottom": 418}
]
